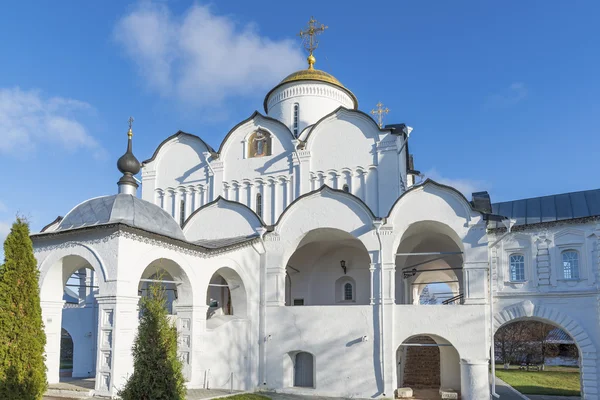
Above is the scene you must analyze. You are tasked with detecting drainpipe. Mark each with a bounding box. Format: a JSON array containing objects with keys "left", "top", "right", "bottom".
[
  {"left": 373, "top": 219, "right": 385, "bottom": 396},
  {"left": 488, "top": 218, "right": 515, "bottom": 398}
]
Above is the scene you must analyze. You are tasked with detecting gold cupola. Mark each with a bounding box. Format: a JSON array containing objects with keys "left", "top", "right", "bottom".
[{"left": 263, "top": 17, "right": 358, "bottom": 113}]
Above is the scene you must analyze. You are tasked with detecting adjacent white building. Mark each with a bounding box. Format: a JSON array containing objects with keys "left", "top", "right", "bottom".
[{"left": 32, "top": 53, "right": 600, "bottom": 399}]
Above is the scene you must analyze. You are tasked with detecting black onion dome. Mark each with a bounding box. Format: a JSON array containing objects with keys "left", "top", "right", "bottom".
[{"left": 117, "top": 136, "right": 141, "bottom": 175}]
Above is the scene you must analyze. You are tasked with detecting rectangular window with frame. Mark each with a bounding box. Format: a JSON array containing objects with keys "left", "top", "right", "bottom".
[{"left": 509, "top": 254, "right": 525, "bottom": 282}]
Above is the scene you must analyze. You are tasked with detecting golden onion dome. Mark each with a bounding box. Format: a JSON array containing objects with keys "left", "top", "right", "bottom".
[{"left": 263, "top": 61, "right": 358, "bottom": 113}]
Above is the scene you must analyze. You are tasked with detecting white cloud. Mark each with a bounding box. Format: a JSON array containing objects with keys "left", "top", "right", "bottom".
[
  {"left": 114, "top": 2, "right": 305, "bottom": 106},
  {"left": 0, "top": 220, "right": 10, "bottom": 250},
  {"left": 0, "top": 87, "right": 102, "bottom": 156},
  {"left": 423, "top": 168, "right": 487, "bottom": 197},
  {"left": 484, "top": 82, "right": 528, "bottom": 109}
]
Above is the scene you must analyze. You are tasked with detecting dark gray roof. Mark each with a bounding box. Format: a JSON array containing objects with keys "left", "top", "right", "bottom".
[
  {"left": 193, "top": 235, "right": 259, "bottom": 249},
  {"left": 491, "top": 189, "right": 600, "bottom": 228},
  {"left": 57, "top": 194, "right": 186, "bottom": 241},
  {"left": 546, "top": 328, "right": 573, "bottom": 344}
]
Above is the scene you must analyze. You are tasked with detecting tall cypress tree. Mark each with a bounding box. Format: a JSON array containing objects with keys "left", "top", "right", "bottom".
[
  {"left": 0, "top": 218, "right": 47, "bottom": 400},
  {"left": 119, "top": 280, "right": 186, "bottom": 400}
]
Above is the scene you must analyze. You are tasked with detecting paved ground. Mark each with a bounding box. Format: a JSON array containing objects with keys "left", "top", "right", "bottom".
[{"left": 528, "top": 396, "right": 580, "bottom": 400}]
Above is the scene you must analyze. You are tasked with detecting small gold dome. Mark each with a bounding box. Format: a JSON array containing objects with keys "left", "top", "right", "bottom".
[
  {"left": 264, "top": 67, "right": 358, "bottom": 112},
  {"left": 279, "top": 68, "right": 345, "bottom": 88}
]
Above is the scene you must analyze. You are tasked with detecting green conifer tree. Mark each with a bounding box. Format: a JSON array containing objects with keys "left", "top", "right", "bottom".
[
  {"left": 119, "top": 279, "right": 186, "bottom": 400},
  {"left": 0, "top": 218, "right": 47, "bottom": 400}
]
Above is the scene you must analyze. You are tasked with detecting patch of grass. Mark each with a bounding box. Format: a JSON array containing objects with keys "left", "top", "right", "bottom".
[
  {"left": 225, "top": 395, "right": 272, "bottom": 400},
  {"left": 496, "top": 368, "right": 580, "bottom": 396}
]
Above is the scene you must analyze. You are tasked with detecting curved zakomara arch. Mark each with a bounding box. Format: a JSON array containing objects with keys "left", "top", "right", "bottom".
[
  {"left": 131, "top": 249, "right": 197, "bottom": 306},
  {"left": 494, "top": 301, "right": 598, "bottom": 398},
  {"left": 142, "top": 131, "right": 217, "bottom": 165},
  {"left": 302, "top": 106, "right": 394, "bottom": 146},
  {"left": 142, "top": 113, "right": 295, "bottom": 167},
  {"left": 38, "top": 242, "right": 109, "bottom": 302},
  {"left": 202, "top": 257, "right": 252, "bottom": 319},
  {"left": 273, "top": 185, "right": 379, "bottom": 260},
  {"left": 182, "top": 196, "right": 267, "bottom": 230},
  {"left": 388, "top": 179, "right": 482, "bottom": 256},
  {"left": 217, "top": 111, "right": 295, "bottom": 156}
]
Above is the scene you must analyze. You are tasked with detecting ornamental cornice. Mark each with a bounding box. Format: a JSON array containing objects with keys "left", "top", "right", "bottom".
[
  {"left": 297, "top": 150, "right": 311, "bottom": 158},
  {"left": 32, "top": 223, "right": 258, "bottom": 258},
  {"left": 376, "top": 139, "right": 397, "bottom": 152},
  {"left": 266, "top": 82, "right": 354, "bottom": 110}
]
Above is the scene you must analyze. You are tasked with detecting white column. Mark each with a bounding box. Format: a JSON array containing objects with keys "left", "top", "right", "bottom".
[
  {"left": 319, "top": 173, "right": 326, "bottom": 187},
  {"left": 185, "top": 188, "right": 193, "bottom": 220},
  {"left": 273, "top": 180, "right": 280, "bottom": 220},
  {"left": 223, "top": 183, "right": 229, "bottom": 201},
  {"left": 382, "top": 262, "right": 395, "bottom": 304},
  {"left": 366, "top": 166, "right": 379, "bottom": 215},
  {"left": 369, "top": 263, "right": 376, "bottom": 305},
  {"left": 41, "top": 300, "right": 65, "bottom": 384},
  {"left": 263, "top": 179, "right": 272, "bottom": 224},
  {"left": 94, "top": 295, "right": 139, "bottom": 397},
  {"left": 194, "top": 186, "right": 202, "bottom": 209},
  {"left": 286, "top": 177, "right": 293, "bottom": 206},
  {"left": 280, "top": 179, "right": 287, "bottom": 214},
  {"left": 460, "top": 359, "right": 490, "bottom": 400},
  {"left": 233, "top": 183, "right": 240, "bottom": 202},
  {"left": 310, "top": 174, "right": 317, "bottom": 191},
  {"left": 166, "top": 189, "right": 175, "bottom": 217},
  {"left": 249, "top": 182, "right": 257, "bottom": 212},
  {"left": 270, "top": 180, "right": 277, "bottom": 223}
]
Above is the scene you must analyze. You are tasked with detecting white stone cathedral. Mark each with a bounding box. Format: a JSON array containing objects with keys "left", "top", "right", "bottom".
[{"left": 32, "top": 22, "right": 600, "bottom": 400}]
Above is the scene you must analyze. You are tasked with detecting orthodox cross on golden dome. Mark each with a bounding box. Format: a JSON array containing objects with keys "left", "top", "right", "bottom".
[
  {"left": 127, "top": 116, "right": 134, "bottom": 138},
  {"left": 298, "top": 16, "right": 328, "bottom": 70},
  {"left": 371, "top": 102, "right": 390, "bottom": 128}
]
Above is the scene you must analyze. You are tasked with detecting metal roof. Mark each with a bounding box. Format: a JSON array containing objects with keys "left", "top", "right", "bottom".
[
  {"left": 193, "top": 235, "right": 259, "bottom": 249},
  {"left": 57, "top": 194, "right": 186, "bottom": 241},
  {"left": 491, "top": 189, "right": 600, "bottom": 228},
  {"left": 546, "top": 328, "right": 574, "bottom": 344}
]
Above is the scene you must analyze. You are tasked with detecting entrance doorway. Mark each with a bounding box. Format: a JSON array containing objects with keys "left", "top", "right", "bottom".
[{"left": 294, "top": 352, "right": 314, "bottom": 388}]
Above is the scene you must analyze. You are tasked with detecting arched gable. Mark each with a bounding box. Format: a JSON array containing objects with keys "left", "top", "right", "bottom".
[
  {"left": 218, "top": 112, "right": 297, "bottom": 182},
  {"left": 183, "top": 196, "right": 265, "bottom": 241},
  {"left": 143, "top": 131, "right": 214, "bottom": 189},
  {"left": 38, "top": 242, "right": 109, "bottom": 302},
  {"left": 388, "top": 179, "right": 483, "bottom": 252},
  {"left": 274, "top": 186, "right": 378, "bottom": 256},
  {"left": 304, "top": 107, "right": 395, "bottom": 173}
]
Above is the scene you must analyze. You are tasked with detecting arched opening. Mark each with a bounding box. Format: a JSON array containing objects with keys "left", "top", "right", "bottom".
[
  {"left": 395, "top": 221, "right": 464, "bottom": 305},
  {"left": 60, "top": 328, "right": 74, "bottom": 378},
  {"left": 205, "top": 267, "right": 248, "bottom": 328},
  {"left": 396, "top": 335, "right": 461, "bottom": 398},
  {"left": 138, "top": 258, "right": 193, "bottom": 316},
  {"left": 40, "top": 254, "right": 102, "bottom": 385},
  {"left": 285, "top": 228, "right": 371, "bottom": 306},
  {"left": 495, "top": 319, "right": 581, "bottom": 397},
  {"left": 418, "top": 283, "right": 457, "bottom": 305}
]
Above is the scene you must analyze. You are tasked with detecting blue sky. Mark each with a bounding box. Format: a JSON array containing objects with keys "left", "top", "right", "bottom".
[{"left": 0, "top": 0, "right": 599, "bottom": 241}]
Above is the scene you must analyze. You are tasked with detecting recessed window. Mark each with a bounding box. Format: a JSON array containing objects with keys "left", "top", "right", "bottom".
[
  {"left": 344, "top": 282, "right": 353, "bottom": 301},
  {"left": 509, "top": 254, "right": 525, "bottom": 282},
  {"left": 562, "top": 250, "right": 579, "bottom": 280},
  {"left": 293, "top": 103, "right": 299, "bottom": 137},
  {"left": 293, "top": 298, "right": 304, "bottom": 306},
  {"left": 179, "top": 199, "right": 185, "bottom": 226},
  {"left": 256, "top": 193, "right": 263, "bottom": 218}
]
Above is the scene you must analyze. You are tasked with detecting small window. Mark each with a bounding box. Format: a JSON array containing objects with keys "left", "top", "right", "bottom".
[
  {"left": 293, "top": 298, "right": 304, "bottom": 306},
  {"left": 509, "top": 254, "right": 525, "bottom": 282},
  {"left": 293, "top": 103, "right": 299, "bottom": 136},
  {"left": 256, "top": 193, "right": 263, "bottom": 218},
  {"left": 562, "top": 250, "right": 579, "bottom": 280},
  {"left": 342, "top": 184, "right": 349, "bottom": 193},
  {"left": 344, "top": 282, "right": 353, "bottom": 301},
  {"left": 179, "top": 199, "right": 185, "bottom": 226}
]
